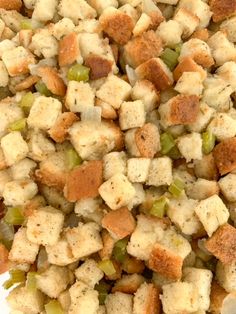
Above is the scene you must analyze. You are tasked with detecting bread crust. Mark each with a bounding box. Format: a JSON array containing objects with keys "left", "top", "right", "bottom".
[
  {"left": 37, "top": 66, "right": 66, "bottom": 96},
  {"left": 135, "top": 123, "right": 160, "bottom": 158},
  {"left": 0, "top": 0, "right": 22, "bottom": 11},
  {"left": 84, "top": 54, "right": 112, "bottom": 80},
  {"left": 213, "top": 137, "right": 236, "bottom": 175},
  {"left": 49, "top": 112, "right": 78, "bottom": 143},
  {"left": 58, "top": 32, "right": 80, "bottom": 67},
  {"left": 210, "top": 0, "right": 236, "bottom": 22}
]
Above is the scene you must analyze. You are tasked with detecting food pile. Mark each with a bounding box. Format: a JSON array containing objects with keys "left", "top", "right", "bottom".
[{"left": 1, "top": 0, "right": 236, "bottom": 313}]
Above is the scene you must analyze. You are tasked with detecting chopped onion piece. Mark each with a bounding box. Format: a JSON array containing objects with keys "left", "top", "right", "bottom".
[
  {"left": 222, "top": 294, "right": 236, "bottom": 314},
  {"left": 26, "top": 272, "right": 37, "bottom": 292},
  {"left": 142, "top": 0, "right": 162, "bottom": 14},
  {"left": 125, "top": 65, "right": 138, "bottom": 86},
  {"left": 81, "top": 106, "right": 102, "bottom": 123},
  {"left": 45, "top": 300, "right": 64, "bottom": 314}
]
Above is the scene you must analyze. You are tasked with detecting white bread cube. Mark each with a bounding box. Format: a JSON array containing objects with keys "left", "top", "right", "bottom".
[
  {"left": 36, "top": 265, "right": 70, "bottom": 298},
  {"left": 69, "top": 281, "right": 99, "bottom": 314},
  {"left": 9, "top": 227, "right": 39, "bottom": 264},
  {"left": 1, "top": 131, "right": 29, "bottom": 166},
  {"left": 216, "top": 261, "right": 236, "bottom": 293},
  {"left": 32, "top": 0, "right": 57, "bottom": 21},
  {"left": 125, "top": 128, "right": 140, "bottom": 157},
  {"left": 65, "top": 222, "right": 103, "bottom": 259},
  {"left": 167, "top": 197, "right": 201, "bottom": 235},
  {"left": 27, "top": 96, "right": 62, "bottom": 130},
  {"left": 30, "top": 29, "right": 58, "bottom": 58},
  {"left": 75, "top": 259, "right": 103, "bottom": 288},
  {"left": 183, "top": 267, "right": 213, "bottom": 311},
  {"left": 133, "top": 13, "right": 152, "bottom": 37},
  {"left": 28, "top": 130, "right": 55, "bottom": 162},
  {"left": 96, "top": 75, "right": 132, "bottom": 109},
  {"left": 186, "top": 179, "right": 219, "bottom": 201},
  {"left": 105, "top": 292, "right": 133, "bottom": 314},
  {"left": 58, "top": 290, "right": 71, "bottom": 312},
  {"left": 0, "top": 60, "right": 9, "bottom": 87},
  {"left": 65, "top": 81, "right": 95, "bottom": 113},
  {"left": 119, "top": 4, "right": 139, "bottom": 23},
  {"left": 133, "top": 282, "right": 160, "bottom": 314},
  {"left": 146, "top": 157, "right": 172, "bottom": 187},
  {"left": 3, "top": 179, "right": 38, "bottom": 206},
  {"left": 58, "top": 0, "right": 97, "bottom": 24},
  {"left": 177, "top": 133, "right": 202, "bottom": 162},
  {"left": 52, "top": 18, "right": 75, "bottom": 40},
  {"left": 127, "top": 158, "right": 151, "bottom": 183},
  {"left": 175, "top": 72, "right": 203, "bottom": 96},
  {"left": 0, "top": 169, "right": 11, "bottom": 197},
  {"left": 161, "top": 282, "right": 199, "bottom": 314},
  {"left": 0, "top": 40, "right": 16, "bottom": 59},
  {"left": 103, "top": 151, "right": 127, "bottom": 180},
  {"left": 220, "top": 16, "right": 236, "bottom": 43},
  {"left": 99, "top": 174, "right": 135, "bottom": 210},
  {"left": 119, "top": 100, "right": 146, "bottom": 130},
  {"left": 157, "top": 20, "right": 183, "bottom": 48},
  {"left": 216, "top": 61, "right": 236, "bottom": 91},
  {"left": 127, "top": 214, "right": 165, "bottom": 261},
  {"left": 87, "top": 0, "right": 118, "bottom": 15},
  {"left": 219, "top": 173, "right": 236, "bottom": 202},
  {"left": 131, "top": 80, "right": 159, "bottom": 112},
  {"left": 7, "top": 285, "right": 44, "bottom": 314},
  {"left": 207, "top": 113, "right": 236, "bottom": 141},
  {"left": 23, "top": 0, "right": 36, "bottom": 9},
  {"left": 26, "top": 206, "right": 64, "bottom": 246},
  {"left": 187, "top": 102, "right": 215, "bottom": 133},
  {"left": 174, "top": 8, "right": 200, "bottom": 38},
  {"left": 10, "top": 158, "right": 36, "bottom": 180},
  {"left": 0, "top": 18, "right": 5, "bottom": 37},
  {"left": 194, "top": 195, "right": 229, "bottom": 236},
  {"left": 74, "top": 197, "right": 103, "bottom": 223},
  {"left": 128, "top": 183, "right": 145, "bottom": 209}
]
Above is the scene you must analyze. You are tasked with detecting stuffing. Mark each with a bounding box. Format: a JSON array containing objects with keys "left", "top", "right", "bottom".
[
  {"left": 30, "top": 29, "right": 58, "bottom": 59},
  {"left": 216, "top": 261, "right": 236, "bottom": 293},
  {"left": 127, "top": 158, "right": 151, "bottom": 183},
  {"left": 209, "top": 280, "right": 228, "bottom": 314},
  {"left": 161, "top": 282, "right": 199, "bottom": 314},
  {"left": 210, "top": 0, "right": 236, "bottom": 23},
  {"left": 103, "top": 151, "right": 127, "bottom": 181},
  {"left": 123, "top": 30, "right": 163, "bottom": 68},
  {"left": 49, "top": 112, "right": 78, "bottom": 143},
  {"left": 157, "top": 20, "right": 183, "bottom": 48},
  {"left": 112, "top": 273, "right": 144, "bottom": 294},
  {"left": 135, "top": 57, "right": 174, "bottom": 91},
  {"left": 37, "top": 66, "right": 66, "bottom": 96},
  {"left": 87, "top": 0, "right": 118, "bottom": 15},
  {"left": 187, "top": 102, "right": 215, "bottom": 133},
  {"left": 0, "top": 9, "right": 22, "bottom": 32},
  {"left": 125, "top": 128, "right": 141, "bottom": 157},
  {"left": 213, "top": 137, "right": 236, "bottom": 175},
  {"left": 75, "top": 259, "right": 103, "bottom": 288},
  {"left": 0, "top": 169, "right": 11, "bottom": 197},
  {"left": 131, "top": 80, "right": 159, "bottom": 112},
  {"left": 52, "top": 17, "right": 75, "bottom": 40},
  {"left": 133, "top": 283, "right": 161, "bottom": 314},
  {"left": 36, "top": 265, "right": 71, "bottom": 298},
  {"left": 128, "top": 182, "right": 145, "bottom": 209},
  {"left": 99, "top": 7, "right": 134, "bottom": 45},
  {"left": 174, "top": 8, "right": 200, "bottom": 38},
  {"left": 219, "top": 173, "right": 236, "bottom": 202},
  {"left": 191, "top": 28, "right": 210, "bottom": 42},
  {"left": 8, "top": 227, "right": 39, "bottom": 264},
  {"left": 158, "top": 94, "right": 200, "bottom": 127},
  {"left": 65, "top": 222, "right": 103, "bottom": 259},
  {"left": 46, "top": 236, "right": 76, "bottom": 266},
  {"left": 0, "top": 60, "right": 8, "bottom": 87},
  {"left": 26, "top": 206, "right": 64, "bottom": 246},
  {"left": 95, "top": 99, "right": 117, "bottom": 120},
  {"left": 14, "top": 75, "right": 39, "bottom": 92},
  {"left": 186, "top": 179, "right": 219, "bottom": 200},
  {"left": 216, "top": 61, "right": 236, "bottom": 91},
  {"left": 0, "top": 0, "right": 22, "bottom": 11},
  {"left": 174, "top": 72, "right": 203, "bottom": 96},
  {"left": 96, "top": 75, "right": 132, "bottom": 109},
  {"left": 64, "top": 160, "right": 103, "bottom": 202},
  {"left": 220, "top": 16, "right": 236, "bottom": 43},
  {"left": 183, "top": 267, "right": 213, "bottom": 311},
  {"left": 99, "top": 229, "right": 116, "bottom": 260},
  {"left": 105, "top": 292, "right": 133, "bottom": 314},
  {"left": 207, "top": 113, "right": 236, "bottom": 141},
  {"left": 99, "top": 173, "right": 135, "bottom": 210},
  {"left": 32, "top": 0, "right": 57, "bottom": 22},
  {"left": 58, "top": 32, "right": 81, "bottom": 67},
  {"left": 179, "top": 38, "right": 214, "bottom": 68},
  {"left": 146, "top": 157, "right": 172, "bottom": 186},
  {"left": 177, "top": 132, "right": 203, "bottom": 162},
  {"left": 0, "top": 39, "right": 16, "bottom": 58},
  {"left": 194, "top": 195, "right": 229, "bottom": 237},
  {"left": 102, "top": 206, "right": 136, "bottom": 239},
  {"left": 132, "top": 13, "right": 152, "bottom": 37},
  {"left": 58, "top": 290, "right": 71, "bottom": 312},
  {"left": 84, "top": 54, "right": 113, "bottom": 80},
  {"left": 58, "top": 0, "right": 97, "bottom": 24},
  {"left": 119, "top": 100, "right": 146, "bottom": 130}
]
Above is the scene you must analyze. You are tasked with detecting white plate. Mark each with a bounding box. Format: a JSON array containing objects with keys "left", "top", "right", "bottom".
[{"left": 0, "top": 273, "right": 11, "bottom": 314}]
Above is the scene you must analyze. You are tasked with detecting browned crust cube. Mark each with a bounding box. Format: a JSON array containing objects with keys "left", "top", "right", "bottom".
[
  {"left": 209, "top": 280, "right": 228, "bottom": 314},
  {"left": 213, "top": 137, "right": 236, "bottom": 175},
  {"left": 173, "top": 57, "right": 206, "bottom": 81},
  {"left": 145, "top": 284, "right": 162, "bottom": 314},
  {"left": 0, "top": 0, "right": 22, "bottom": 11},
  {"left": 15, "top": 75, "right": 40, "bottom": 92},
  {"left": 210, "top": 0, "right": 236, "bottom": 22},
  {"left": 112, "top": 274, "right": 144, "bottom": 294},
  {"left": 37, "top": 66, "right": 66, "bottom": 96},
  {"left": 58, "top": 32, "right": 80, "bottom": 67},
  {"left": 135, "top": 123, "right": 160, "bottom": 158},
  {"left": 84, "top": 54, "right": 112, "bottom": 80},
  {"left": 191, "top": 28, "right": 210, "bottom": 42}
]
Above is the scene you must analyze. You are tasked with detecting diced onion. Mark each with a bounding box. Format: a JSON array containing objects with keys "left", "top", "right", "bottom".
[
  {"left": 81, "top": 106, "right": 102, "bottom": 123},
  {"left": 221, "top": 294, "right": 236, "bottom": 314},
  {"left": 125, "top": 65, "right": 138, "bottom": 87},
  {"left": 45, "top": 300, "right": 64, "bottom": 314},
  {"left": 142, "top": 0, "right": 162, "bottom": 14}
]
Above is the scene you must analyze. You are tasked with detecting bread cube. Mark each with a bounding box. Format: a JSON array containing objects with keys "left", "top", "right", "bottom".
[
  {"left": 213, "top": 137, "right": 236, "bottom": 175},
  {"left": 30, "top": 29, "right": 58, "bottom": 58},
  {"left": 103, "top": 151, "right": 127, "bottom": 180},
  {"left": 119, "top": 100, "right": 146, "bottom": 130},
  {"left": 186, "top": 178, "right": 219, "bottom": 201},
  {"left": 131, "top": 80, "right": 159, "bottom": 112},
  {"left": 3, "top": 179, "right": 38, "bottom": 207},
  {"left": 133, "top": 283, "right": 161, "bottom": 314},
  {"left": 1, "top": 131, "right": 29, "bottom": 166},
  {"left": 175, "top": 72, "right": 203, "bottom": 96},
  {"left": 173, "top": 57, "right": 207, "bottom": 81},
  {"left": 26, "top": 206, "right": 64, "bottom": 246},
  {"left": 99, "top": 173, "right": 135, "bottom": 210},
  {"left": 220, "top": 16, "right": 236, "bottom": 42},
  {"left": 219, "top": 173, "right": 236, "bottom": 202},
  {"left": 216, "top": 61, "right": 236, "bottom": 91},
  {"left": 0, "top": 169, "right": 11, "bottom": 197},
  {"left": 52, "top": 17, "right": 75, "bottom": 40},
  {"left": 105, "top": 292, "right": 133, "bottom": 314},
  {"left": 210, "top": 0, "right": 236, "bottom": 22},
  {"left": 127, "top": 158, "right": 151, "bottom": 183},
  {"left": 0, "top": 60, "right": 8, "bottom": 87},
  {"left": 132, "top": 13, "right": 152, "bottom": 37},
  {"left": 87, "top": 0, "right": 118, "bottom": 15},
  {"left": 207, "top": 113, "right": 236, "bottom": 141},
  {"left": 177, "top": 133, "right": 202, "bottom": 162},
  {"left": 174, "top": 8, "right": 200, "bottom": 38},
  {"left": 194, "top": 195, "right": 229, "bottom": 236},
  {"left": 28, "top": 129, "right": 55, "bottom": 162},
  {"left": 96, "top": 75, "right": 132, "bottom": 109},
  {"left": 9, "top": 227, "right": 39, "bottom": 264},
  {"left": 216, "top": 261, "right": 236, "bottom": 293},
  {"left": 187, "top": 102, "right": 215, "bottom": 133},
  {"left": 194, "top": 153, "right": 218, "bottom": 181},
  {"left": 209, "top": 280, "right": 228, "bottom": 314},
  {"left": 75, "top": 259, "right": 103, "bottom": 288},
  {"left": 32, "top": 0, "right": 57, "bottom": 21},
  {"left": 146, "top": 157, "right": 172, "bottom": 187},
  {"left": 10, "top": 158, "right": 36, "bottom": 180},
  {"left": 157, "top": 20, "right": 183, "bottom": 48},
  {"left": 112, "top": 273, "right": 144, "bottom": 294},
  {"left": 65, "top": 222, "right": 103, "bottom": 259}
]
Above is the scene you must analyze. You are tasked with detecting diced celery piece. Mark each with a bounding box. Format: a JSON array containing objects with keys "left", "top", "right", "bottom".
[
  {"left": 0, "top": 87, "right": 11, "bottom": 100},
  {"left": 45, "top": 300, "right": 64, "bottom": 314},
  {"left": 4, "top": 207, "right": 24, "bottom": 225},
  {"left": 20, "top": 92, "right": 35, "bottom": 114},
  {"left": 9, "top": 118, "right": 26, "bottom": 132},
  {"left": 20, "top": 19, "right": 33, "bottom": 30},
  {"left": 0, "top": 221, "right": 14, "bottom": 250},
  {"left": 160, "top": 48, "right": 179, "bottom": 71},
  {"left": 95, "top": 281, "right": 110, "bottom": 305},
  {"left": 167, "top": 146, "right": 182, "bottom": 160},
  {"left": 150, "top": 196, "right": 168, "bottom": 218},
  {"left": 113, "top": 238, "right": 129, "bottom": 263},
  {"left": 98, "top": 260, "right": 116, "bottom": 276},
  {"left": 35, "top": 82, "right": 52, "bottom": 96},
  {"left": 168, "top": 179, "right": 185, "bottom": 197},
  {"left": 160, "top": 132, "right": 175, "bottom": 155},
  {"left": 3, "top": 270, "right": 25, "bottom": 289},
  {"left": 67, "top": 64, "right": 90, "bottom": 82},
  {"left": 26, "top": 272, "right": 37, "bottom": 292},
  {"left": 66, "top": 149, "right": 82, "bottom": 170},
  {"left": 202, "top": 131, "right": 216, "bottom": 155},
  {"left": 174, "top": 43, "right": 182, "bottom": 55}
]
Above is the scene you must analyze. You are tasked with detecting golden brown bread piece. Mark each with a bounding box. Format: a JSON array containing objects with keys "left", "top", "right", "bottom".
[
  {"left": 213, "top": 137, "right": 236, "bottom": 175},
  {"left": 15, "top": 75, "right": 40, "bottom": 92},
  {"left": 194, "top": 153, "right": 219, "bottom": 180},
  {"left": 49, "top": 112, "right": 78, "bottom": 143},
  {"left": 191, "top": 28, "right": 210, "bottom": 42},
  {"left": 135, "top": 123, "right": 160, "bottom": 158},
  {"left": 112, "top": 274, "right": 144, "bottom": 294},
  {"left": 210, "top": 0, "right": 236, "bottom": 22},
  {"left": 0, "top": 0, "right": 22, "bottom": 11},
  {"left": 84, "top": 54, "right": 113, "bottom": 80},
  {"left": 99, "top": 229, "right": 116, "bottom": 260},
  {"left": 173, "top": 57, "right": 206, "bottom": 81},
  {"left": 37, "top": 66, "right": 66, "bottom": 96},
  {"left": 0, "top": 244, "right": 9, "bottom": 275},
  {"left": 209, "top": 280, "right": 228, "bottom": 314},
  {"left": 58, "top": 32, "right": 80, "bottom": 67}
]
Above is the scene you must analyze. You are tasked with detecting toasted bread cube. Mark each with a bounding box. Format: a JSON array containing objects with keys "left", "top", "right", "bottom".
[
  {"left": 32, "top": 0, "right": 57, "bottom": 21},
  {"left": 207, "top": 113, "right": 236, "bottom": 141},
  {"left": 123, "top": 30, "right": 163, "bottom": 68},
  {"left": 0, "top": 0, "right": 22, "bottom": 11},
  {"left": 147, "top": 157, "right": 172, "bottom": 187},
  {"left": 102, "top": 206, "right": 136, "bottom": 239},
  {"left": 205, "top": 224, "right": 236, "bottom": 265},
  {"left": 175, "top": 72, "right": 203, "bottom": 96},
  {"left": 87, "top": 0, "right": 118, "bottom": 15},
  {"left": 84, "top": 54, "right": 113, "bottom": 80},
  {"left": 131, "top": 80, "right": 159, "bottom": 112},
  {"left": 7, "top": 285, "right": 44, "bottom": 314},
  {"left": 112, "top": 273, "right": 145, "bottom": 294},
  {"left": 0, "top": 169, "right": 11, "bottom": 197},
  {"left": 58, "top": 0, "right": 97, "bottom": 24},
  {"left": 28, "top": 129, "right": 55, "bottom": 162},
  {"left": 10, "top": 158, "right": 36, "bottom": 180},
  {"left": 96, "top": 75, "right": 132, "bottom": 109},
  {"left": 209, "top": 280, "right": 228, "bottom": 314},
  {"left": 36, "top": 265, "right": 70, "bottom": 298},
  {"left": 132, "top": 13, "right": 152, "bottom": 37},
  {"left": 210, "top": 0, "right": 236, "bottom": 22},
  {"left": 30, "top": 29, "right": 58, "bottom": 58},
  {"left": 173, "top": 57, "right": 207, "bottom": 81},
  {"left": 186, "top": 178, "right": 219, "bottom": 201},
  {"left": 27, "top": 96, "right": 62, "bottom": 130},
  {"left": 220, "top": 16, "right": 236, "bottom": 43},
  {"left": 119, "top": 100, "right": 146, "bottom": 131},
  {"left": 125, "top": 128, "right": 141, "bottom": 157},
  {"left": 103, "top": 152, "right": 127, "bottom": 181},
  {"left": 0, "top": 60, "right": 8, "bottom": 87},
  {"left": 183, "top": 267, "right": 212, "bottom": 311},
  {"left": 219, "top": 173, "right": 236, "bottom": 202},
  {"left": 74, "top": 197, "right": 102, "bottom": 223},
  {"left": 177, "top": 132, "right": 202, "bottom": 162},
  {"left": 135, "top": 57, "right": 173, "bottom": 91},
  {"left": 174, "top": 8, "right": 200, "bottom": 38},
  {"left": 128, "top": 183, "right": 145, "bottom": 209},
  {"left": 9, "top": 227, "right": 39, "bottom": 264},
  {"left": 194, "top": 195, "right": 229, "bottom": 237},
  {"left": 213, "top": 137, "right": 236, "bottom": 175},
  {"left": 26, "top": 206, "right": 64, "bottom": 246},
  {"left": 75, "top": 259, "right": 103, "bottom": 288},
  {"left": 216, "top": 61, "right": 236, "bottom": 91},
  {"left": 157, "top": 20, "right": 183, "bottom": 48},
  {"left": 105, "top": 292, "right": 133, "bottom": 314},
  {"left": 216, "top": 261, "right": 236, "bottom": 293},
  {"left": 46, "top": 236, "right": 76, "bottom": 266},
  {"left": 3, "top": 179, "right": 38, "bottom": 207},
  {"left": 133, "top": 283, "right": 161, "bottom": 314},
  {"left": 127, "top": 158, "right": 151, "bottom": 183},
  {"left": 99, "top": 7, "right": 134, "bottom": 45},
  {"left": 1, "top": 131, "right": 29, "bottom": 166},
  {"left": 65, "top": 222, "right": 103, "bottom": 259},
  {"left": 161, "top": 282, "right": 199, "bottom": 314},
  {"left": 65, "top": 81, "right": 95, "bottom": 113},
  {"left": 49, "top": 112, "right": 78, "bottom": 143},
  {"left": 52, "top": 17, "right": 75, "bottom": 40},
  {"left": 187, "top": 102, "right": 215, "bottom": 133},
  {"left": 194, "top": 153, "right": 218, "bottom": 181},
  {"left": 37, "top": 66, "right": 66, "bottom": 97}
]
